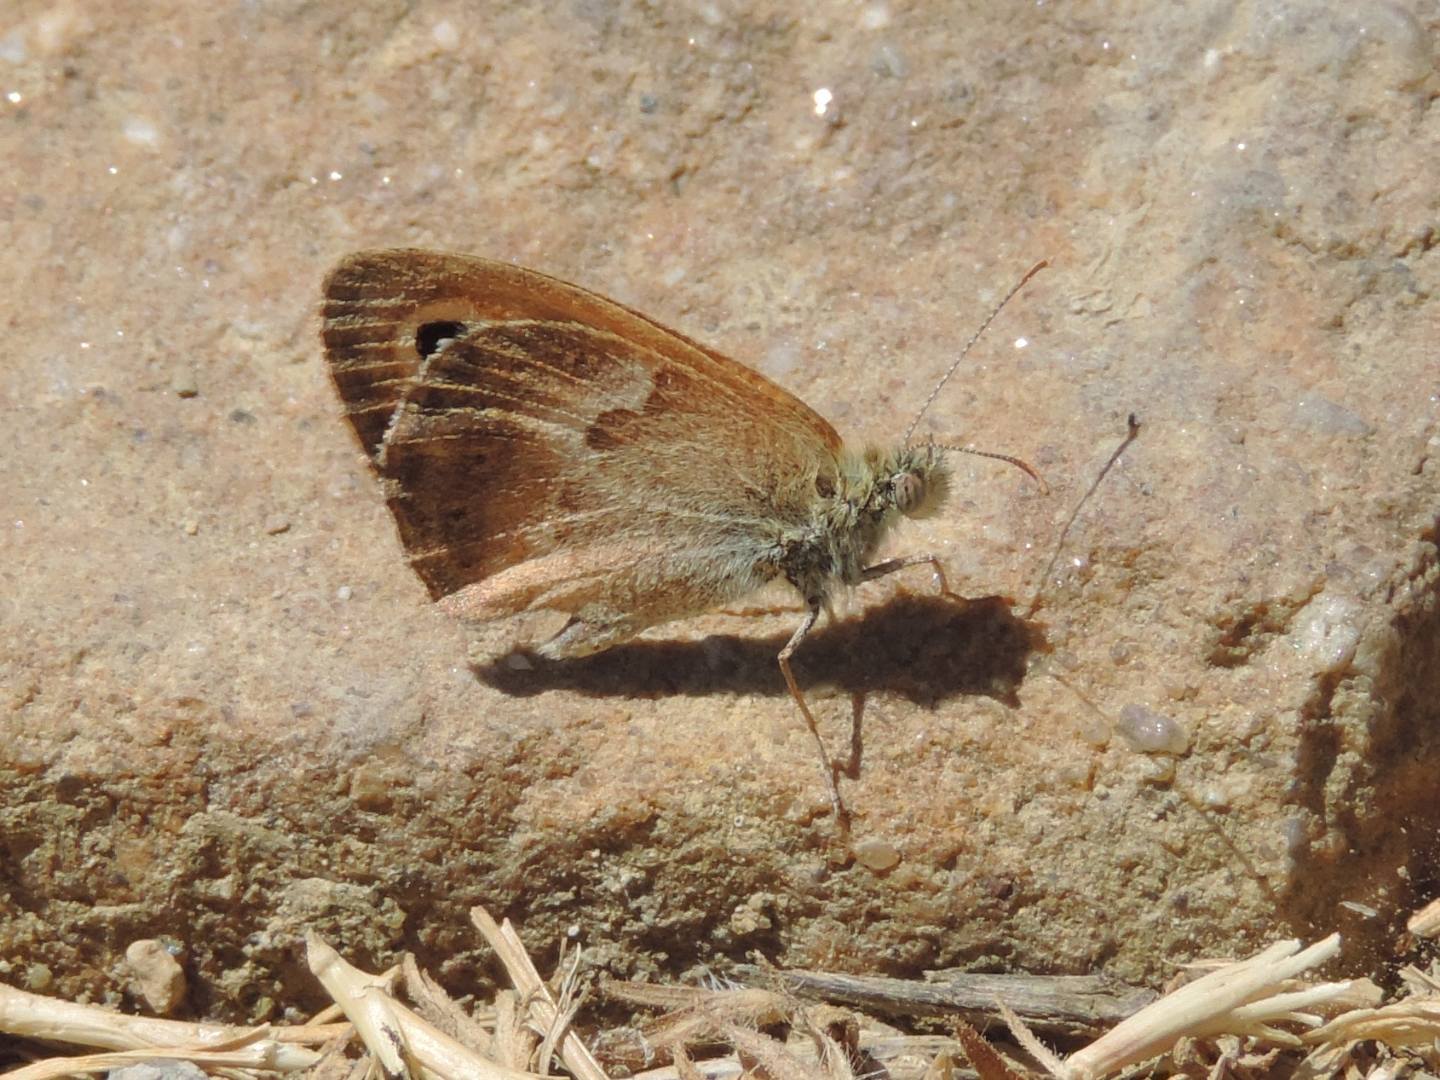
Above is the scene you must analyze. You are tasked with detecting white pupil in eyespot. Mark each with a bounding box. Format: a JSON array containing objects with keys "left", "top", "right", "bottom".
[{"left": 895, "top": 472, "right": 924, "bottom": 513}]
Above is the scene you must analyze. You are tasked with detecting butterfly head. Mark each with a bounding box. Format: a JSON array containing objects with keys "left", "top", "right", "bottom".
[
  {"left": 858, "top": 440, "right": 950, "bottom": 521},
  {"left": 885, "top": 443, "right": 951, "bottom": 520}
]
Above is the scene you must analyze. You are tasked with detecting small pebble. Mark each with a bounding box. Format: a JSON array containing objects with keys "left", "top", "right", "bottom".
[
  {"left": 125, "top": 938, "right": 186, "bottom": 1015},
  {"left": 171, "top": 370, "right": 198, "bottom": 398},
  {"left": 853, "top": 838, "right": 902, "bottom": 872},
  {"left": 349, "top": 762, "right": 392, "bottom": 811},
  {"left": 1142, "top": 756, "right": 1176, "bottom": 785},
  {"left": 263, "top": 514, "right": 290, "bottom": 536},
  {"left": 1116, "top": 704, "right": 1190, "bottom": 755},
  {"left": 24, "top": 963, "right": 52, "bottom": 992},
  {"left": 1199, "top": 786, "right": 1231, "bottom": 810},
  {"left": 1077, "top": 713, "right": 1110, "bottom": 748},
  {"left": 431, "top": 18, "right": 459, "bottom": 50}
]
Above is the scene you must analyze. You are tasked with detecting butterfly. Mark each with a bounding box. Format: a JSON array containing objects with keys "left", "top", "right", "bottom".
[{"left": 321, "top": 249, "right": 1043, "bottom": 820}]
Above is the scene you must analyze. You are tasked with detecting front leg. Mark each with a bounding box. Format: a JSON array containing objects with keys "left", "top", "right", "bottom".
[{"left": 860, "top": 553, "right": 954, "bottom": 596}]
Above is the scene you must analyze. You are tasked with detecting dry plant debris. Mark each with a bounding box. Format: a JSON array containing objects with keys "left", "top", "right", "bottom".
[
  {"left": 1407, "top": 897, "right": 1440, "bottom": 940},
  {"left": 1, "top": 901, "right": 1438, "bottom": 1079},
  {"left": 754, "top": 966, "right": 1156, "bottom": 1036}
]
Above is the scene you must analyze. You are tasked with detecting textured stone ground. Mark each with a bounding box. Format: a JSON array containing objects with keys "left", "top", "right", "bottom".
[{"left": 2, "top": 0, "right": 1437, "bottom": 1021}]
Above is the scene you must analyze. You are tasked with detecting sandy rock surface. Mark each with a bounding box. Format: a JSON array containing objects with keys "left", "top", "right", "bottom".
[{"left": 2, "top": 0, "right": 1437, "bottom": 1020}]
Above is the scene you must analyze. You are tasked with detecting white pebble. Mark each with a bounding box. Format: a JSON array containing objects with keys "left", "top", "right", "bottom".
[
  {"left": 432, "top": 19, "right": 459, "bottom": 50},
  {"left": 1116, "top": 704, "right": 1190, "bottom": 755}
]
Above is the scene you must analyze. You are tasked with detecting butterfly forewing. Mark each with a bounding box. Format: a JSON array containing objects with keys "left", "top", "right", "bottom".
[{"left": 321, "top": 249, "right": 844, "bottom": 626}]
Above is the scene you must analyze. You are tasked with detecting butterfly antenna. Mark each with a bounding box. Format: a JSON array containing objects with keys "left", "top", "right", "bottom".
[
  {"left": 903, "top": 259, "right": 1049, "bottom": 446},
  {"left": 934, "top": 442, "right": 1049, "bottom": 494}
]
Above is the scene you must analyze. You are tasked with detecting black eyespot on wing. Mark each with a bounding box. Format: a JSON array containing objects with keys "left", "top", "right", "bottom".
[{"left": 416, "top": 321, "right": 468, "bottom": 358}]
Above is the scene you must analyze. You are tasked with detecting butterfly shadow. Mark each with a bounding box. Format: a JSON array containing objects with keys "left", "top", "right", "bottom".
[{"left": 473, "top": 593, "right": 1042, "bottom": 712}]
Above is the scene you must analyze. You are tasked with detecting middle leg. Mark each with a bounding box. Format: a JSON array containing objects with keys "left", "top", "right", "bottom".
[{"left": 776, "top": 603, "right": 848, "bottom": 825}]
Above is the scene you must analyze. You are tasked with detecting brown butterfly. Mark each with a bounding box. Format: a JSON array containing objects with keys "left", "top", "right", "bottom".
[{"left": 321, "top": 249, "right": 1043, "bottom": 820}]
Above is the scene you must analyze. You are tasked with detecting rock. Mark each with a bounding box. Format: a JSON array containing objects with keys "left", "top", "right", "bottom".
[{"left": 2, "top": 0, "right": 1435, "bottom": 1018}]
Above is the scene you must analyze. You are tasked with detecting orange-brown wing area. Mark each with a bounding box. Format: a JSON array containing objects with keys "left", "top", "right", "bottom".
[{"left": 321, "top": 249, "right": 842, "bottom": 610}]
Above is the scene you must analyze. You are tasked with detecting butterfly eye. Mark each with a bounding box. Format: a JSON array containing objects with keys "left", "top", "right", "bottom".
[
  {"left": 894, "top": 472, "right": 925, "bottom": 514},
  {"left": 814, "top": 473, "right": 836, "bottom": 498},
  {"left": 415, "top": 321, "right": 468, "bottom": 358}
]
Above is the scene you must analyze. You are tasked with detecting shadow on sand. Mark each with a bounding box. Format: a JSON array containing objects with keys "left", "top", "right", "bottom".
[{"left": 474, "top": 592, "right": 1043, "bottom": 710}]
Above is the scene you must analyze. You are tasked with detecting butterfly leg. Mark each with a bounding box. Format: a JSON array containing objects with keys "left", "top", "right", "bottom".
[
  {"left": 860, "top": 554, "right": 953, "bottom": 597},
  {"left": 716, "top": 602, "right": 807, "bottom": 618},
  {"left": 536, "top": 613, "right": 639, "bottom": 659},
  {"left": 777, "top": 602, "right": 848, "bottom": 825}
]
